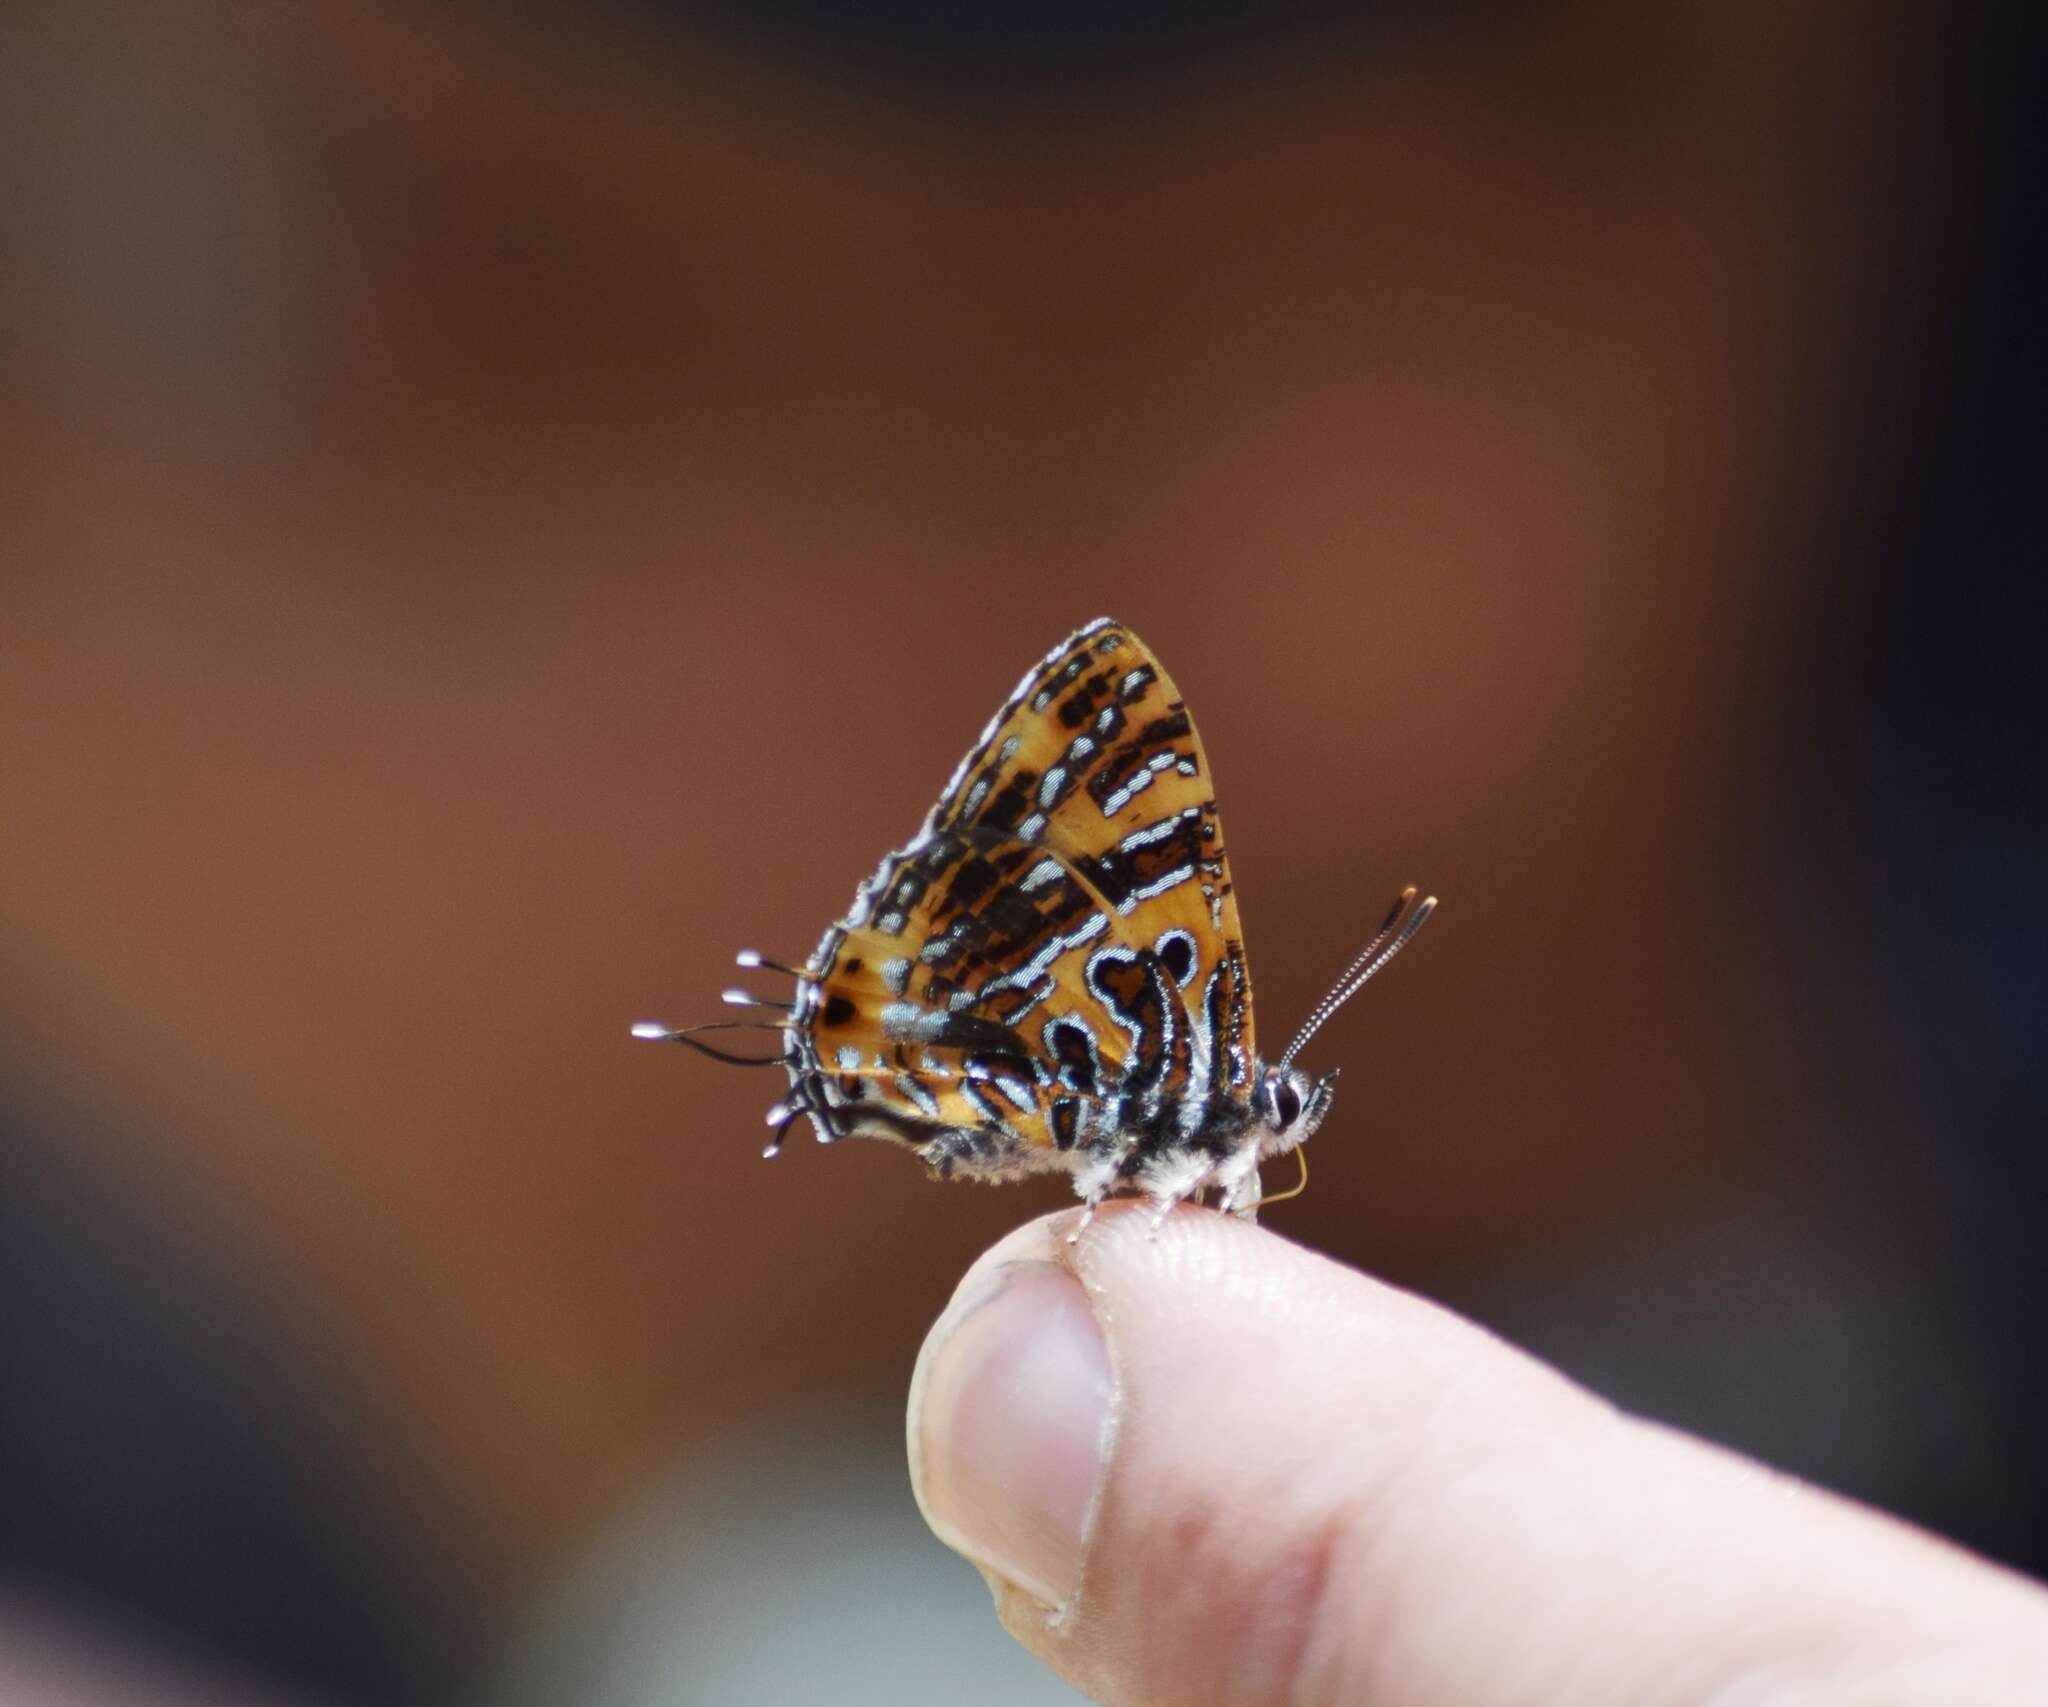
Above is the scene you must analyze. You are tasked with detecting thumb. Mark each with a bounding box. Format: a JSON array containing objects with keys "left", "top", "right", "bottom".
[{"left": 907, "top": 1203, "right": 2048, "bottom": 1707}]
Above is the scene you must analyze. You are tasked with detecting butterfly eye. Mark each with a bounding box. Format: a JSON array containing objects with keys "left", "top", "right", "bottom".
[{"left": 1268, "top": 1077, "right": 1303, "bottom": 1130}]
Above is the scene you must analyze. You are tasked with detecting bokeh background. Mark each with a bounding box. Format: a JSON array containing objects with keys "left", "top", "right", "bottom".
[{"left": 3, "top": 2, "right": 2043, "bottom": 1702}]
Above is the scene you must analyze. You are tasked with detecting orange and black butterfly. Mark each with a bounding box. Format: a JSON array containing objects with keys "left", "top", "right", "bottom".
[{"left": 636, "top": 618, "right": 1434, "bottom": 1227}]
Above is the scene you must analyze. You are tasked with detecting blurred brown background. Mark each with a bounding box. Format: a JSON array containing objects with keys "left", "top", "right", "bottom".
[{"left": 3, "top": 2, "right": 2042, "bottom": 1701}]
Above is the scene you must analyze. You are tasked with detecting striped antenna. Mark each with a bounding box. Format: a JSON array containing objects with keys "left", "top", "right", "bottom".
[{"left": 1277, "top": 887, "right": 1437, "bottom": 1069}]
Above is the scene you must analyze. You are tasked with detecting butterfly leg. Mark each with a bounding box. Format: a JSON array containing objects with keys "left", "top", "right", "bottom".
[
  {"left": 918, "top": 1124, "right": 1037, "bottom": 1183},
  {"left": 1137, "top": 1150, "right": 1216, "bottom": 1234},
  {"left": 1067, "top": 1151, "right": 1120, "bottom": 1243},
  {"left": 916, "top": 1129, "right": 974, "bottom": 1181},
  {"left": 1212, "top": 1142, "right": 1266, "bottom": 1222},
  {"left": 1144, "top": 1175, "right": 1221, "bottom": 1233}
]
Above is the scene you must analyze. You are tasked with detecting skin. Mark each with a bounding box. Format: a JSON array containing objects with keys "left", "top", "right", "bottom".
[{"left": 909, "top": 1205, "right": 2048, "bottom": 1706}]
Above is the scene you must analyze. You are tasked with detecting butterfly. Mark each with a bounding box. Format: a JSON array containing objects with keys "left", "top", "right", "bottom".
[{"left": 635, "top": 617, "right": 1434, "bottom": 1229}]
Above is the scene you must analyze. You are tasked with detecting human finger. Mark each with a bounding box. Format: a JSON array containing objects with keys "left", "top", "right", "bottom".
[{"left": 908, "top": 1203, "right": 2048, "bottom": 1706}]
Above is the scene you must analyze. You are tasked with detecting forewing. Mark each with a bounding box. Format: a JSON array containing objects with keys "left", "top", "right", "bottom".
[
  {"left": 935, "top": 618, "right": 1255, "bottom": 1081},
  {"left": 790, "top": 619, "right": 1256, "bottom": 1170}
]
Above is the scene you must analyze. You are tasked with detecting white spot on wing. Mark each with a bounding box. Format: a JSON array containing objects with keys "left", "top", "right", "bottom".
[
  {"left": 882, "top": 1003, "right": 947, "bottom": 1042},
  {"left": 894, "top": 1073, "right": 941, "bottom": 1118},
  {"left": 1021, "top": 857, "right": 1065, "bottom": 892},
  {"left": 1117, "top": 807, "right": 1197, "bottom": 852},
  {"left": 1117, "top": 862, "right": 1197, "bottom": 913}
]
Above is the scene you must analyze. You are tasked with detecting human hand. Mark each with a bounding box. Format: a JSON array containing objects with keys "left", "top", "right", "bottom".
[{"left": 907, "top": 1205, "right": 2048, "bottom": 1705}]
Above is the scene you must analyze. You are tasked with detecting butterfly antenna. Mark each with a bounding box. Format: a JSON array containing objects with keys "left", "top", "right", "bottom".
[
  {"left": 1275, "top": 887, "right": 1409, "bottom": 1064},
  {"left": 1277, "top": 887, "right": 1437, "bottom": 1069},
  {"left": 630, "top": 1020, "right": 794, "bottom": 1067}
]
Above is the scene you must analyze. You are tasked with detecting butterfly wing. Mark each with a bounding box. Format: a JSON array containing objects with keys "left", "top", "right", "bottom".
[
  {"left": 935, "top": 617, "right": 1254, "bottom": 1078},
  {"left": 789, "top": 619, "right": 1258, "bottom": 1190}
]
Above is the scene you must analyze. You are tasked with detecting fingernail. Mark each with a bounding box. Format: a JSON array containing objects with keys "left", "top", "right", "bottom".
[{"left": 908, "top": 1260, "right": 1113, "bottom": 1607}]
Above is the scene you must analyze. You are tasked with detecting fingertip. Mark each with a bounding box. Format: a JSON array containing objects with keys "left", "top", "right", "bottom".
[
  {"left": 910, "top": 1204, "right": 1408, "bottom": 1697},
  {"left": 908, "top": 1248, "right": 1112, "bottom": 1610}
]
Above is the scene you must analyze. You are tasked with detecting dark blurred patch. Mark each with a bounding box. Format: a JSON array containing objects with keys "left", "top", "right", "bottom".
[
  {"left": 606, "top": 0, "right": 1421, "bottom": 92},
  {"left": 0, "top": 1118, "right": 437, "bottom": 1706},
  {"left": 1798, "top": 1, "right": 2047, "bottom": 1574}
]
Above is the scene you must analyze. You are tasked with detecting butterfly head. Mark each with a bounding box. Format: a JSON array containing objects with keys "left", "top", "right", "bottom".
[{"left": 1255, "top": 1061, "right": 1339, "bottom": 1157}]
